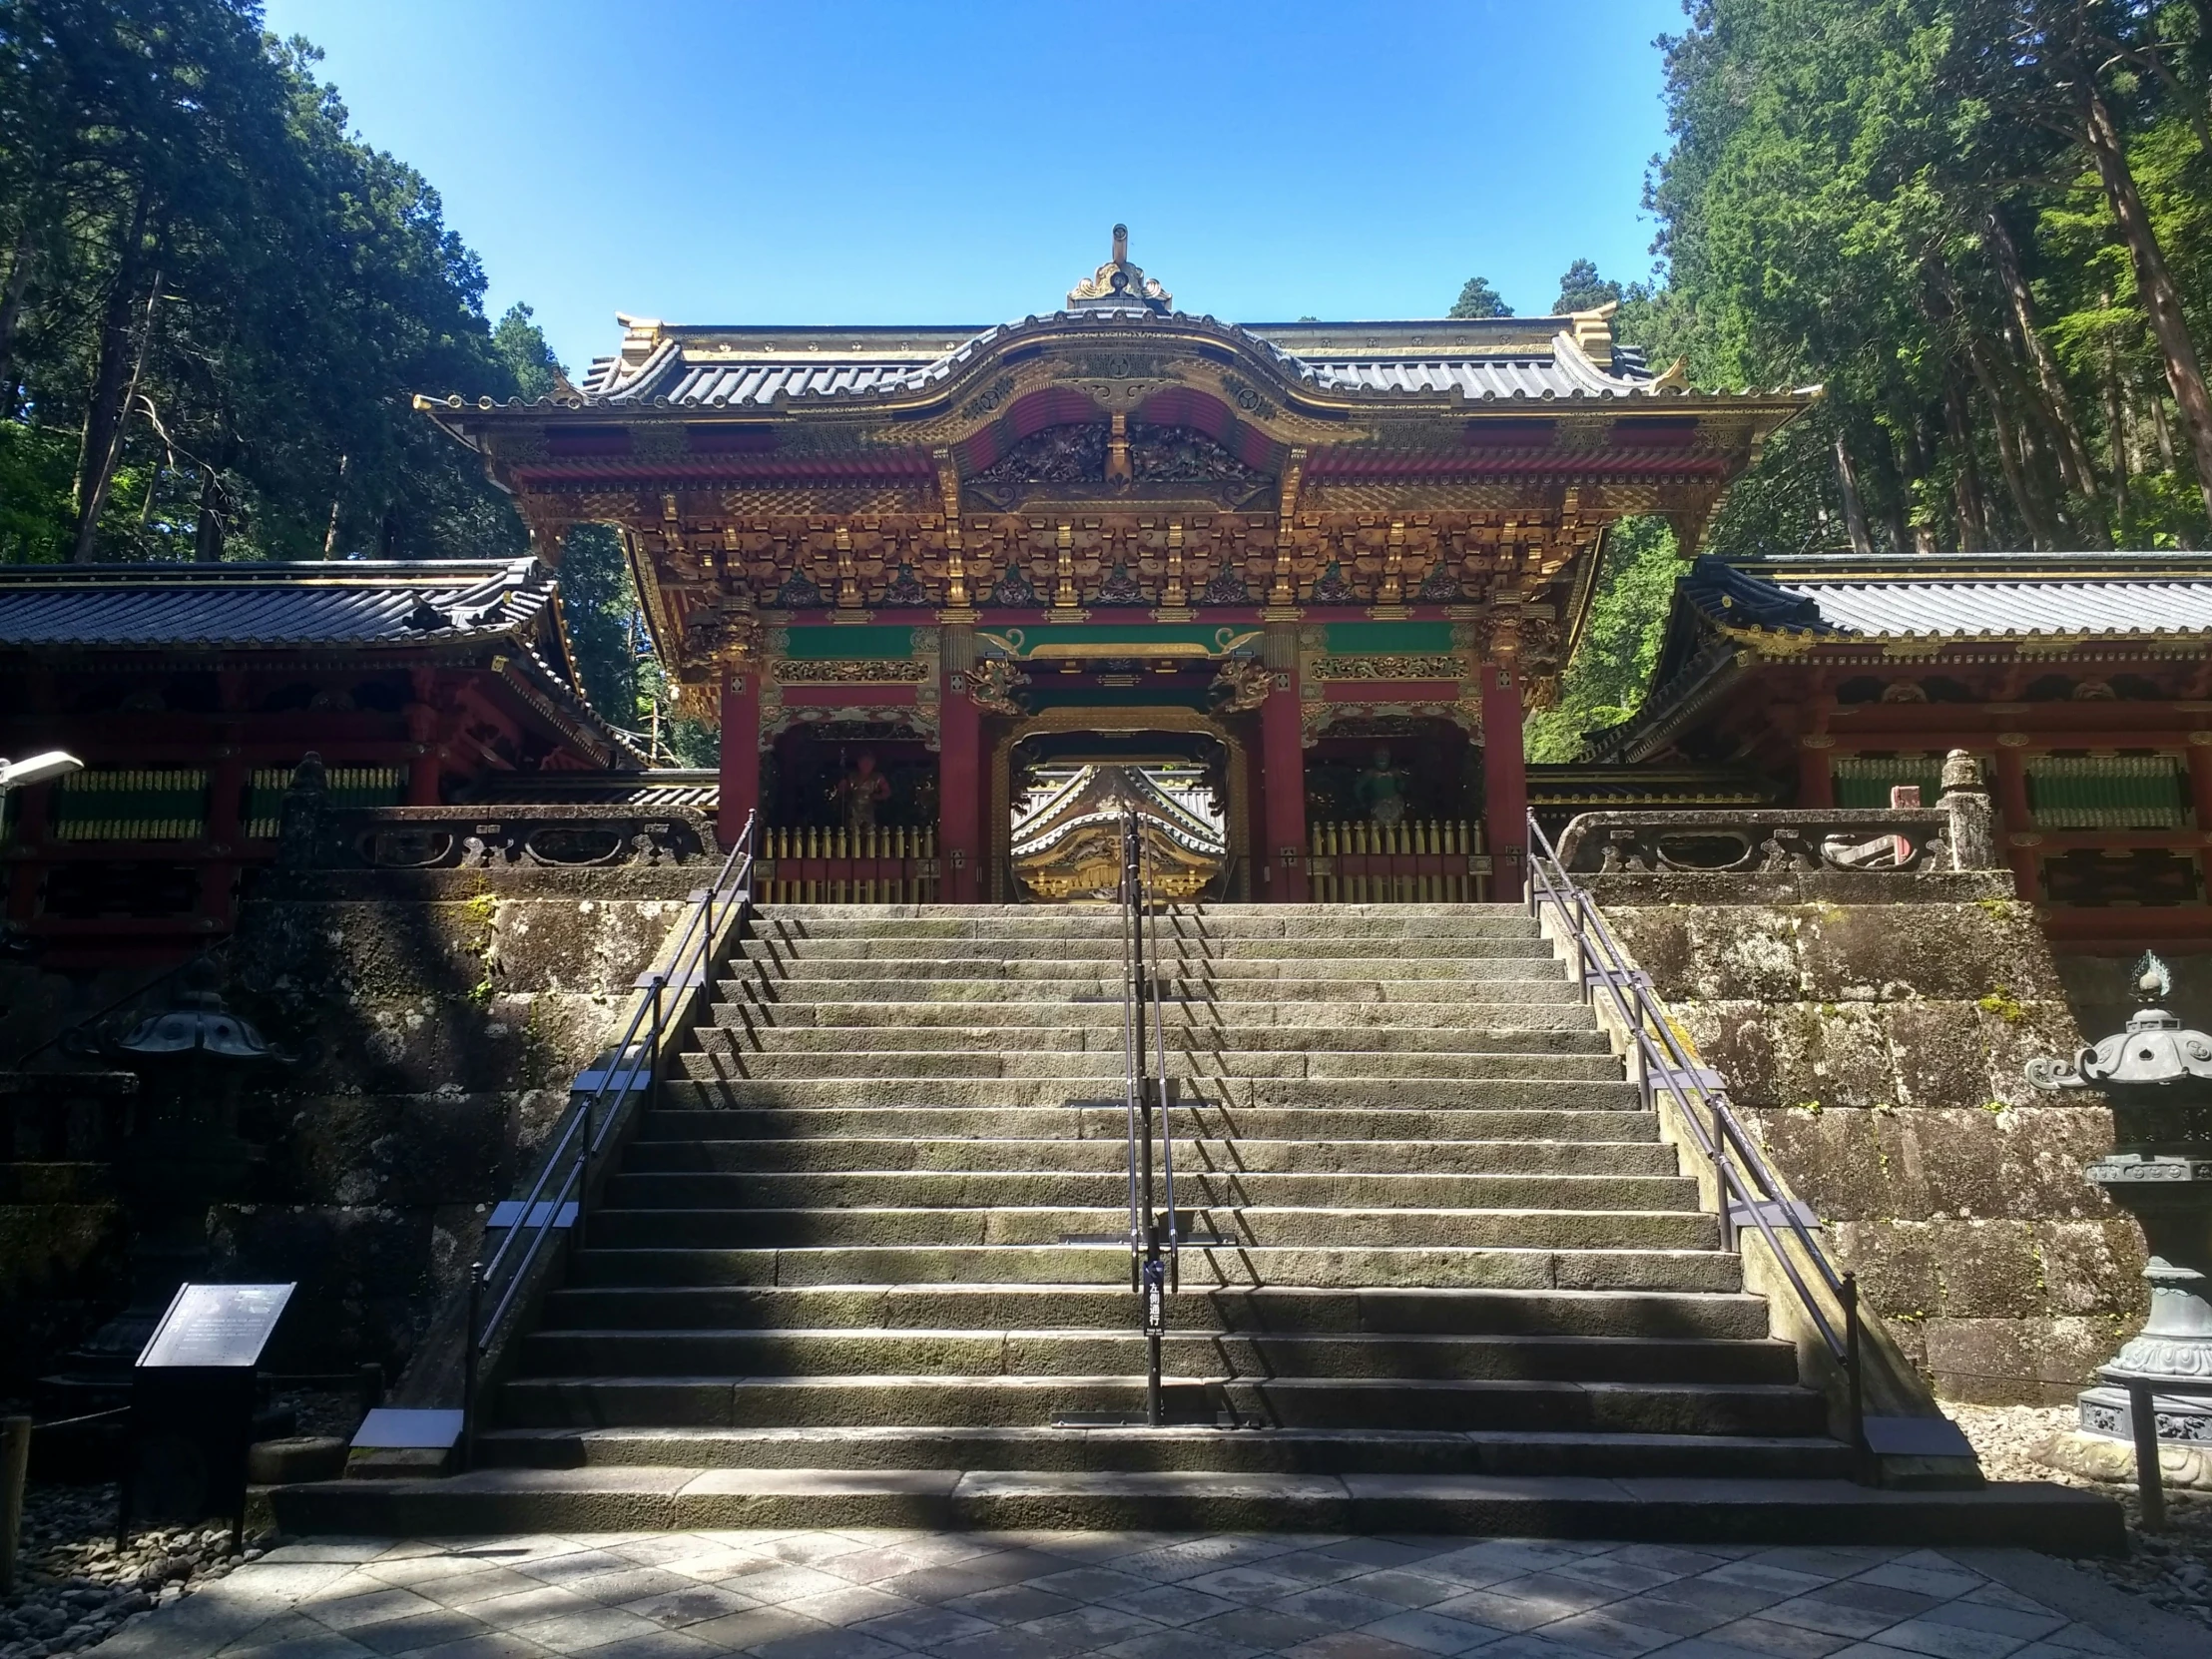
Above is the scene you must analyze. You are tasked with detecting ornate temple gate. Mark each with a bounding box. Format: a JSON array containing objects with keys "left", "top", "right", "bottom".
[{"left": 420, "top": 232, "right": 1802, "bottom": 901}]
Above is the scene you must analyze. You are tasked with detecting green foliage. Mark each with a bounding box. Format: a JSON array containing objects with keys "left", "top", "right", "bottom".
[
  {"left": 0, "top": 0, "right": 535, "bottom": 564},
  {"left": 1641, "top": 0, "right": 2212, "bottom": 553},
  {"left": 1553, "top": 259, "right": 1623, "bottom": 313},
  {"left": 1525, "top": 517, "right": 1680, "bottom": 762},
  {"left": 1447, "top": 276, "right": 1512, "bottom": 318}
]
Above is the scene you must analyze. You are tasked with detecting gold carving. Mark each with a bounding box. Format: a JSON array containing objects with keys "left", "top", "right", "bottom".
[
  {"left": 774, "top": 659, "right": 930, "bottom": 685},
  {"left": 966, "top": 657, "right": 1029, "bottom": 716},
  {"left": 1210, "top": 657, "right": 1271, "bottom": 713},
  {"left": 1312, "top": 655, "right": 1463, "bottom": 681}
]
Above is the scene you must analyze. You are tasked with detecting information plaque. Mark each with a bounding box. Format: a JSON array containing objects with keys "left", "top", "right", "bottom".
[
  {"left": 122, "top": 1283, "right": 296, "bottom": 1550},
  {"left": 138, "top": 1283, "right": 293, "bottom": 1370}
]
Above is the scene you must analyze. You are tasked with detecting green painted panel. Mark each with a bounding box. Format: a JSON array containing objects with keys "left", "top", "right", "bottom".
[
  {"left": 1323, "top": 622, "right": 1455, "bottom": 654},
  {"left": 781, "top": 625, "right": 924, "bottom": 661}
]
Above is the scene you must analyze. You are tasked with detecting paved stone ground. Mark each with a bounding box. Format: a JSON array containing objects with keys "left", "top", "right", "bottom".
[{"left": 83, "top": 1528, "right": 2198, "bottom": 1659}]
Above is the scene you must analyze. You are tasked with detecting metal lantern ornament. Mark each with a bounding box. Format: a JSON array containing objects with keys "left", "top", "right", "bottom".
[{"left": 2029, "top": 952, "right": 2212, "bottom": 1456}]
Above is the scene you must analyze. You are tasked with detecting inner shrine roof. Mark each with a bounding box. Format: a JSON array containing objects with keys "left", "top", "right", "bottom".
[{"left": 569, "top": 311, "right": 1671, "bottom": 410}]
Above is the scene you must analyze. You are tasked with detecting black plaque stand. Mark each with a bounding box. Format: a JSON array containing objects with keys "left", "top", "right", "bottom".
[{"left": 119, "top": 1283, "right": 293, "bottom": 1552}]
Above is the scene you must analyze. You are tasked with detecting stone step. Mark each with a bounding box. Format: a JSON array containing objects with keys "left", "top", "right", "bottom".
[
  {"left": 583, "top": 1205, "right": 1720, "bottom": 1252},
  {"left": 750, "top": 904, "right": 1544, "bottom": 936},
  {"left": 492, "top": 1374, "right": 1829, "bottom": 1436},
  {"left": 566, "top": 1243, "right": 1747, "bottom": 1292},
  {"left": 748, "top": 977, "right": 1585, "bottom": 1005},
  {"left": 511, "top": 1330, "right": 1800, "bottom": 1385},
  {"left": 741, "top": 1000, "right": 1605, "bottom": 1032},
  {"left": 530, "top": 1285, "right": 1774, "bottom": 1339},
  {"left": 619, "top": 1136, "right": 1680, "bottom": 1176},
  {"left": 468, "top": 1423, "right": 1858, "bottom": 1479},
  {"left": 734, "top": 953, "right": 1569, "bottom": 982},
  {"left": 661, "top": 1076, "right": 1643, "bottom": 1111},
  {"left": 682, "top": 1043, "right": 1626, "bottom": 1082},
  {"left": 741, "top": 935, "right": 1561, "bottom": 962},
  {"left": 267, "top": 1468, "right": 2123, "bottom": 1551},
  {"left": 713, "top": 1022, "right": 1614, "bottom": 1055},
  {"left": 639, "top": 1104, "right": 1665, "bottom": 1141},
  {"left": 596, "top": 1170, "right": 1701, "bottom": 1213}
]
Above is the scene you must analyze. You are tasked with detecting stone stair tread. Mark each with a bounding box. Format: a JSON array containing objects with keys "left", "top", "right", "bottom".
[
  {"left": 266, "top": 1467, "right": 2122, "bottom": 1551},
  {"left": 376, "top": 897, "right": 2079, "bottom": 1543}
]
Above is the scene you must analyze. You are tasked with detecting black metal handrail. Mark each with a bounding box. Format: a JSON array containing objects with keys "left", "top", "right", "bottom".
[
  {"left": 1526, "top": 809, "right": 1867, "bottom": 1468},
  {"left": 461, "top": 810, "right": 758, "bottom": 1466},
  {"left": 1116, "top": 809, "right": 1178, "bottom": 1426}
]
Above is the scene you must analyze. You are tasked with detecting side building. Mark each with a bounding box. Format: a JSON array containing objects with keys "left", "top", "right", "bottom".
[
  {"left": 0, "top": 557, "right": 642, "bottom": 967},
  {"left": 1593, "top": 550, "right": 2212, "bottom": 965}
]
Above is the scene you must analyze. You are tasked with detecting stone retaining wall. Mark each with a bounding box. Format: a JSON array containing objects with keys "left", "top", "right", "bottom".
[
  {"left": 1592, "top": 877, "right": 2139, "bottom": 1405},
  {"left": 0, "top": 867, "right": 697, "bottom": 1382}
]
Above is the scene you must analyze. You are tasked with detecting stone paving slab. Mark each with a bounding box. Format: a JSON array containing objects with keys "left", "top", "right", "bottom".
[{"left": 83, "top": 1529, "right": 2207, "bottom": 1659}]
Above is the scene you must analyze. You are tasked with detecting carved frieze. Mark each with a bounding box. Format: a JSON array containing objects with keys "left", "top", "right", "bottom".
[{"left": 1311, "top": 655, "right": 1465, "bottom": 681}]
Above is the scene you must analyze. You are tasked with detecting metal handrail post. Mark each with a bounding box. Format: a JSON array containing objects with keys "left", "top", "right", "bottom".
[
  {"left": 462, "top": 1262, "right": 481, "bottom": 1473},
  {"left": 1143, "top": 827, "right": 1180, "bottom": 1292},
  {"left": 1843, "top": 1271, "right": 1867, "bottom": 1476},
  {"left": 1125, "top": 813, "right": 1163, "bottom": 1427},
  {"left": 2129, "top": 1377, "right": 2168, "bottom": 1531}
]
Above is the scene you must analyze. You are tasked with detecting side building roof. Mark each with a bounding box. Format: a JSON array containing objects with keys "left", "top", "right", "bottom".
[
  {"left": 1591, "top": 551, "right": 2212, "bottom": 764},
  {"left": 0, "top": 557, "right": 646, "bottom": 768}
]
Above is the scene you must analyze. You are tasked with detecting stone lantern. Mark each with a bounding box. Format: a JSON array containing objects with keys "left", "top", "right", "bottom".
[
  {"left": 46, "top": 961, "right": 285, "bottom": 1409},
  {"left": 2028, "top": 952, "right": 2212, "bottom": 1481}
]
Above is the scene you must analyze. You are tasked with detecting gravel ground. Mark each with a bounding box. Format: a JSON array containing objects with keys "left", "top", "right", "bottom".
[
  {"left": 1948, "top": 1399, "right": 2212, "bottom": 1631},
  {"left": 0, "top": 1386, "right": 359, "bottom": 1659},
  {"left": 0, "top": 1479, "right": 276, "bottom": 1659}
]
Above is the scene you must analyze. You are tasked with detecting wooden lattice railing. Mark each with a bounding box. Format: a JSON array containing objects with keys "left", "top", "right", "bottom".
[
  {"left": 1305, "top": 819, "right": 1492, "bottom": 903},
  {"left": 756, "top": 825, "right": 941, "bottom": 903}
]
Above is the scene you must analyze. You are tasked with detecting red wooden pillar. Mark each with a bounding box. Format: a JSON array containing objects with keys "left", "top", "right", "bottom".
[
  {"left": 1994, "top": 737, "right": 2037, "bottom": 899},
  {"left": 2185, "top": 737, "right": 2212, "bottom": 900},
  {"left": 1261, "top": 630, "right": 1307, "bottom": 901},
  {"left": 719, "top": 663, "right": 761, "bottom": 847},
  {"left": 1796, "top": 737, "right": 1835, "bottom": 808},
  {"left": 202, "top": 728, "right": 246, "bottom": 931},
  {"left": 940, "top": 675, "right": 980, "bottom": 903},
  {"left": 406, "top": 671, "right": 442, "bottom": 805},
  {"left": 1482, "top": 659, "right": 1527, "bottom": 902}
]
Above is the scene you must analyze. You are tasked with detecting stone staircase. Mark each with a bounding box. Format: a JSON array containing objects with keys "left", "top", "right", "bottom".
[{"left": 273, "top": 902, "right": 2117, "bottom": 1546}]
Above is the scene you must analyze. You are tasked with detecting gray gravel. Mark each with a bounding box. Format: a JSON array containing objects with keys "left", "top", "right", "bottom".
[
  {"left": 1950, "top": 1399, "right": 2212, "bottom": 1631},
  {"left": 0, "top": 1479, "right": 281, "bottom": 1659}
]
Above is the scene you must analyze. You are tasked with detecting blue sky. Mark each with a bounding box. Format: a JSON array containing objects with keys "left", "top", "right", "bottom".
[{"left": 262, "top": 0, "right": 1683, "bottom": 375}]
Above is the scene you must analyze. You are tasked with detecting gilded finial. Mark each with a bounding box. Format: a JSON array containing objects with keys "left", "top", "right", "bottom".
[
  {"left": 2134, "top": 951, "right": 2173, "bottom": 1003},
  {"left": 1068, "top": 224, "right": 1173, "bottom": 313}
]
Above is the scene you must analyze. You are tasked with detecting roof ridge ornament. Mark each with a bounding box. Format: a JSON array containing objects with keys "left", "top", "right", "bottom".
[{"left": 1067, "top": 224, "right": 1173, "bottom": 314}]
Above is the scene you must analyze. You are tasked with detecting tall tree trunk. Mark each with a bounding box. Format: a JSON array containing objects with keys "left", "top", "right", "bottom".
[
  {"left": 2100, "top": 291, "right": 2131, "bottom": 524},
  {"left": 321, "top": 453, "right": 349, "bottom": 558},
  {"left": 71, "top": 192, "right": 154, "bottom": 561},
  {"left": 1942, "top": 372, "right": 1991, "bottom": 550},
  {"left": 1833, "top": 435, "right": 1875, "bottom": 553},
  {"left": 73, "top": 271, "right": 160, "bottom": 563},
  {"left": 193, "top": 466, "right": 226, "bottom": 563},
  {"left": 1873, "top": 438, "right": 1913, "bottom": 553},
  {"left": 2081, "top": 84, "right": 2212, "bottom": 521},
  {"left": 1965, "top": 341, "right": 2059, "bottom": 547},
  {"left": 0, "top": 229, "right": 37, "bottom": 417},
  {"left": 1983, "top": 209, "right": 2105, "bottom": 530}
]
